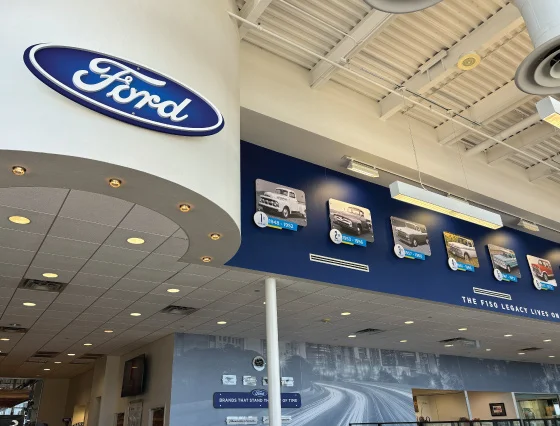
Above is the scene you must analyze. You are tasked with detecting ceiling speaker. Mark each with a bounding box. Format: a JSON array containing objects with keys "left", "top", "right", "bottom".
[
  {"left": 513, "top": 0, "right": 560, "bottom": 95},
  {"left": 363, "top": 0, "right": 443, "bottom": 13}
]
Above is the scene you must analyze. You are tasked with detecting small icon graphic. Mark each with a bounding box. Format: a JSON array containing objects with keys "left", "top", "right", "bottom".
[
  {"left": 253, "top": 212, "right": 269, "bottom": 228},
  {"left": 494, "top": 269, "right": 504, "bottom": 281},
  {"left": 394, "top": 244, "right": 405, "bottom": 259},
  {"left": 448, "top": 257, "right": 458, "bottom": 271},
  {"left": 330, "top": 229, "right": 343, "bottom": 244}
]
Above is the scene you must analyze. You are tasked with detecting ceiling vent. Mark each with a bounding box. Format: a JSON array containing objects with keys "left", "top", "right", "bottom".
[
  {"left": 18, "top": 278, "right": 67, "bottom": 293},
  {"left": 355, "top": 328, "right": 384, "bottom": 336},
  {"left": 160, "top": 305, "right": 199, "bottom": 316},
  {"left": 32, "top": 351, "right": 59, "bottom": 358},
  {"left": 520, "top": 347, "right": 542, "bottom": 352},
  {"left": 79, "top": 353, "right": 104, "bottom": 360},
  {"left": 0, "top": 326, "right": 28, "bottom": 334},
  {"left": 25, "top": 359, "right": 48, "bottom": 364},
  {"left": 513, "top": 0, "right": 560, "bottom": 94},
  {"left": 439, "top": 337, "right": 480, "bottom": 348},
  {"left": 364, "top": 0, "right": 443, "bottom": 14}
]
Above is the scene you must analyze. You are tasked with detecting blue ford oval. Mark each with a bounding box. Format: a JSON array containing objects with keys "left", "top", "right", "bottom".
[
  {"left": 24, "top": 44, "right": 224, "bottom": 136},
  {"left": 251, "top": 389, "right": 268, "bottom": 397}
]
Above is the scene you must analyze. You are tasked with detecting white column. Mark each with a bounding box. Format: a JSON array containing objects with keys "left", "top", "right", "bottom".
[{"left": 265, "top": 277, "right": 282, "bottom": 426}]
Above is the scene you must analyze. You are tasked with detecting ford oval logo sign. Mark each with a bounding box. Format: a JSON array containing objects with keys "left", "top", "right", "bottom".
[
  {"left": 251, "top": 389, "right": 267, "bottom": 398},
  {"left": 24, "top": 44, "right": 224, "bottom": 136}
]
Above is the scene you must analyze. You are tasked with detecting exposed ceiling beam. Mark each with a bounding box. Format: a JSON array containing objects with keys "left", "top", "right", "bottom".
[
  {"left": 437, "top": 81, "right": 530, "bottom": 146},
  {"left": 378, "top": 3, "right": 523, "bottom": 121},
  {"left": 238, "top": 0, "right": 273, "bottom": 40},
  {"left": 486, "top": 124, "right": 558, "bottom": 164},
  {"left": 309, "top": 10, "right": 395, "bottom": 89},
  {"left": 528, "top": 154, "right": 560, "bottom": 182}
]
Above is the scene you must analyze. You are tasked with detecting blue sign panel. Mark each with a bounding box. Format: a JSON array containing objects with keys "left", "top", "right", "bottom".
[
  {"left": 342, "top": 234, "right": 367, "bottom": 247},
  {"left": 405, "top": 249, "right": 425, "bottom": 260},
  {"left": 213, "top": 392, "right": 302, "bottom": 409},
  {"left": 24, "top": 44, "right": 224, "bottom": 136},
  {"left": 502, "top": 274, "right": 518, "bottom": 282},
  {"left": 268, "top": 218, "right": 299, "bottom": 231},
  {"left": 457, "top": 262, "right": 475, "bottom": 272}
]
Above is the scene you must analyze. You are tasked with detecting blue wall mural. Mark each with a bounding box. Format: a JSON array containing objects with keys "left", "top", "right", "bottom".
[
  {"left": 228, "top": 142, "right": 560, "bottom": 322},
  {"left": 170, "top": 334, "right": 560, "bottom": 426}
]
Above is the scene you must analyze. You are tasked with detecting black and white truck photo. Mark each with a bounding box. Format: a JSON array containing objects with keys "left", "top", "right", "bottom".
[
  {"left": 255, "top": 179, "right": 307, "bottom": 226},
  {"left": 391, "top": 216, "right": 431, "bottom": 256},
  {"left": 328, "top": 199, "right": 374, "bottom": 242}
]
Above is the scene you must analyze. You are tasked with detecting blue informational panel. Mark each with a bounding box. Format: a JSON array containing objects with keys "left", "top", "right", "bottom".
[
  {"left": 228, "top": 142, "right": 560, "bottom": 322},
  {"left": 213, "top": 392, "right": 302, "bottom": 409}
]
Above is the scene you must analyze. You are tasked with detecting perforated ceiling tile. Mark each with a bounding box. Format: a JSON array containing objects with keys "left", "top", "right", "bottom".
[
  {"left": 30, "top": 252, "right": 88, "bottom": 273},
  {"left": 185, "top": 287, "right": 230, "bottom": 302},
  {"left": 123, "top": 267, "right": 176, "bottom": 284},
  {"left": 0, "top": 206, "right": 57, "bottom": 235},
  {"left": 58, "top": 190, "right": 133, "bottom": 226},
  {"left": 203, "top": 278, "right": 250, "bottom": 292},
  {"left": 13, "top": 289, "right": 58, "bottom": 303},
  {"left": 106, "top": 228, "right": 168, "bottom": 252},
  {"left": 99, "top": 290, "right": 144, "bottom": 304},
  {"left": 38, "top": 236, "right": 100, "bottom": 259},
  {"left": 111, "top": 278, "right": 159, "bottom": 293},
  {"left": 48, "top": 216, "right": 115, "bottom": 244},
  {"left": 0, "top": 276, "right": 22, "bottom": 289},
  {"left": 91, "top": 245, "right": 150, "bottom": 266},
  {"left": 80, "top": 260, "right": 134, "bottom": 278},
  {"left": 55, "top": 293, "right": 98, "bottom": 307},
  {"left": 118, "top": 205, "right": 180, "bottom": 237},
  {"left": 0, "top": 228, "right": 46, "bottom": 252},
  {"left": 63, "top": 284, "right": 107, "bottom": 298},
  {"left": 25, "top": 267, "right": 76, "bottom": 284},
  {"left": 172, "top": 228, "right": 188, "bottom": 239},
  {"left": 70, "top": 272, "right": 120, "bottom": 289},
  {"left": 0, "top": 246, "right": 35, "bottom": 266},
  {"left": 165, "top": 272, "right": 215, "bottom": 288},
  {"left": 136, "top": 254, "right": 187, "bottom": 273},
  {"left": 220, "top": 270, "right": 264, "bottom": 283},
  {"left": 154, "top": 237, "right": 190, "bottom": 257},
  {"left": 0, "top": 263, "right": 28, "bottom": 279},
  {"left": 182, "top": 264, "right": 227, "bottom": 278},
  {"left": 0, "top": 187, "right": 69, "bottom": 214}
]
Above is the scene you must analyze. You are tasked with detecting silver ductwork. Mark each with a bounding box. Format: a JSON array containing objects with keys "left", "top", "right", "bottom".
[
  {"left": 514, "top": 0, "right": 560, "bottom": 95},
  {"left": 363, "top": 0, "right": 443, "bottom": 14}
]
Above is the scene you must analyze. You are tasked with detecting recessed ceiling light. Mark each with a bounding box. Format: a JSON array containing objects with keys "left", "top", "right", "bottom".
[
  {"left": 109, "top": 178, "right": 122, "bottom": 188},
  {"left": 400, "top": 340, "right": 408, "bottom": 343},
  {"left": 104, "top": 330, "right": 114, "bottom": 333},
  {"left": 544, "top": 339, "right": 552, "bottom": 342},
  {"left": 518, "top": 352, "right": 526, "bottom": 355},
  {"left": 9, "top": 216, "right": 30, "bottom": 225},
  {"left": 486, "top": 349, "right": 492, "bottom": 352},
  {"left": 444, "top": 344, "right": 454, "bottom": 348},
  {"left": 179, "top": 204, "right": 191, "bottom": 213},
  {"left": 127, "top": 237, "right": 145, "bottom": 245},
  {"left": 130, "top": 313, "right": 142, "bottom": 317},
  {"left": 23, "top": 302, "right": 36, "bottom": 307},
  {"left": 9, "top": 324, "right": 20, "bottom": 327},
  {"left": 209, "top": 233, "right": 222, "bottom": 241},
  {"left": 166, "top": 289, "right": 180, "bottom": 294},
  {"left": 217, "top": 321, "right": 227, "bottom": 325},
  {"left": 83, "top": 343, "right": 92, "bottom": 346},
  {"left": 549, "top": 356, "right": 556, "bottom": 358},
  {"left": 12, "top": 166, "right": 26, "bottom": 176},
  {"left": 458, "top": 327, "right": 468, "bottom": 331},
  {"left": 43, "top": 368, "right": 50, "bottom": 371},
  {"left": 341, "top": 312, "right": 351, "bottom": 316},
  {"left": 404, "top": 321, "right": 414, "bottom": 325},
  {"left": 42, "top": 272, "right": 58, "bottom": 279},
  {"left": 54, "top": 362, "right": 62, "bottom": 364},
  {"left": 201, "top": 256, "right": 212, "bottom": 263},
  {"left": 0, "top": 338, "right": 10, "bottom": 342},
  {"left": 67, "top": 354, "right": 75, "bottom": 356},
  {"left": 504, "top": 334, "right": 513, "bottom": 337},
  {"left": 348, "top": 335, "right": 357, "bottom": 338}
]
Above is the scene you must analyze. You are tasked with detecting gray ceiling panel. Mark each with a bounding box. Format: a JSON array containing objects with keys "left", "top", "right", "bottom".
[
  {"left": 58, "top": 190, "right": 133, "bottom": 226},
  {"left": 91, "top": 245, "right": 150, "bottom": 266},
  {"left": 0, "top": 187, "right": 68, "bottom": 214},
  {"left": 118, "top": 205, "right": 179, "bottom": 237},
  {"left": 48, "top": 217, "right": 115, "bottom": 244},
  {"left": 39, "top": 236, "right": 100, "bottom": 259}
]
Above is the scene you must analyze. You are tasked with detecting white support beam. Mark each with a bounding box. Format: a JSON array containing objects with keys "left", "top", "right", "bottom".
[
  {"left": 309, "top": 10, "right": 395, "bottom": 89},
  {"left": 486, "top": 124, "right": 558, "bottom": 164},
  {"left": 379, "top": 3, "right": 523, "bottom": 120},
  {"left": 528, "top": 154, "right": 560, "bottom": 182},
  {"left": 238, "top": 0, "right": 273, "bottom": 40},
  {"left": 437, "top": 81, "right": 529, "bottom": 145}
]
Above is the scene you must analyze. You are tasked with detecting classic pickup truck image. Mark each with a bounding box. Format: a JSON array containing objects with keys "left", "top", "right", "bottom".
[
  {"left": 332, "top": 206, "right": 372, "bottom": 236},
  {"left": 447, "top": 237, "right": 478, "bottom": 263},
  {"left": 395, "top": 221, "right": 429, "bottom": 248},
  {"left": 258, "top": 187, "right": 306, "bottom": 219},
  {"left": 492, "top": 252, "right": 518, "bottom": 273},
  {"left": 531, "top": 258, "right": 554, "bottom": 282}
]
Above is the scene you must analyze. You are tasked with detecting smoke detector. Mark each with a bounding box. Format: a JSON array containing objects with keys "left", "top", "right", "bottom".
[
  {"left": 363, "top": 0, "right": 443, "bottom": 14},
  {"left": 513, "top": 0, "right": 560, "bottom": 94},
  {"left": 457, "top": 52, "right": 481, "bottom": 71}
]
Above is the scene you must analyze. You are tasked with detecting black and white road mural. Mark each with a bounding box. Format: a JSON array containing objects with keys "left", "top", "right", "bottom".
[{"left": 170, "top": 334, "right": 560, "bottom": 426}]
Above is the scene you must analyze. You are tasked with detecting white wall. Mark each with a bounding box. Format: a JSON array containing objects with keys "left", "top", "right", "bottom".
[
  {"left": 415, "top": 393, "right": 470, "bottom": 421},
  {"left": 65, "top": 369, "right": 95, "bottom": 424},
  {"left": 37, "top": 379, "right": 70, "bottom": 426},
  {"left": 468, "top": 391, "right": 517, "bottom": 420}
]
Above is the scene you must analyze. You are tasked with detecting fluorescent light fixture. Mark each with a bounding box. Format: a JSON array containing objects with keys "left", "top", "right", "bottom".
[
  {"left": 518, "top": 219, "right": 540, "bottom": 232},
  {"left": 537, "top": 96, "right": 560, "bottom": 129},
  {"left": 390, "top": 181, "right": 503, "bottom": 229},
  {"left": 346, "top": 158, "right": 379, "bottom": 178}
]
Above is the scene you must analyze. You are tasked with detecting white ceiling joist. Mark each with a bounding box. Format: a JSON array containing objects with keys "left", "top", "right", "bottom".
[
  {"left": 378, "top": 4, "right": 523, "bottom": 121},
  {"left": 437, "top": 81, "right": 530, "bottom": 146},
  {"left": 238, "top": 0, "right": 273, "bottom": 40},
  {"left": 486, "top": 124, "right": 558, "bottom": 164},
  {"left": 528, "top": 155, "right": 560, "bottom": 182},
  {"left": 309, "top": 10, "right": 395, "bottom": 89}
]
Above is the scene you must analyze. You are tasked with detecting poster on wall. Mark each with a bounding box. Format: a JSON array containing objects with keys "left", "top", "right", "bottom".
[
  {"left": 488, "top": 245, "right": 520, "bottom": 282},
  {"left": 127, "top": 400, "right": 143, "bottom": 426},
  {"left": 391, "top": 217, "right": 430, "bottom": 260},
  {"left": 527, "top": 255, "right": 557, "bottom": 291},
  {"left": 254, "top": 179, "right": 307, "bottom": 231},
  {"left": 444, "top": 232, "right": 479, "bottom": 272},
  {"left": 328, "top": 199, "right": 373, "bottom": 247}
]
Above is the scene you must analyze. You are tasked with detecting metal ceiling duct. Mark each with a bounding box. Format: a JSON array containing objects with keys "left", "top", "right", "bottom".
[
  {"left": 514, "top": 0, "right": 560, "bottom": 95},
  {"left": 363, "top": 0, "right": 443, "bottom": 13}
]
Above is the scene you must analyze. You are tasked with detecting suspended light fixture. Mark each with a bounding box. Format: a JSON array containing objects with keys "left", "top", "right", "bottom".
[
  {"left": 390, "top": 181, "right": 503, "bottom": 229},
  {"left": 363, "top": 0, "right": 443, "bottom": 14}
]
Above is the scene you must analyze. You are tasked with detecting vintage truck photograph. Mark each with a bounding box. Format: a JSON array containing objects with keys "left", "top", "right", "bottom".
[
  {"left": 390, "top": 216, "right": 431, "bottom": 256},
  {"left": 255, "top": 179, "right": 307, "bottom": 226},
  {"left": 328, "top": 199, "right": 374, "bottom": 242},
  {"left": 443, "top": 232, "right": 480, "bottom": 268},
  {"left": 488, "top": 244, "right": 521, "bottom": 278},
  {"left": 527, "top": 255, "right": 557, "bottom": 290}
]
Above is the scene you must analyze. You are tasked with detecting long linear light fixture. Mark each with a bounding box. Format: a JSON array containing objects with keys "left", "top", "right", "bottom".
[{"left": 390, "top": 181, "right": 503, "bottom": 229}]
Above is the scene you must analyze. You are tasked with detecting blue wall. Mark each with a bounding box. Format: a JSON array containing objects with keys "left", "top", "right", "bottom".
[{"left": 228, "top": 142, "right": 560, "bottom": 322}]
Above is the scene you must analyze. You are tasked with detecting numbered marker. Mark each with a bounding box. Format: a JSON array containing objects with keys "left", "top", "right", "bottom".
[
  {"left": 493, "top": 268, "right": 503, "bottom": 281},
  {"left": 534, "top": 278, "right": 543, "bottom": 290},
  {"left": 329, "top": 229, "right": 342, "bottom": 245},
  {"left": 448, "top": 257, "right": 458, "bottom": 271},
  {"left": 253, "top": 212, "right": 269, "bottom": 228},
  {"left": 394, "top": 244, "right": 405, "bottom": 259}
]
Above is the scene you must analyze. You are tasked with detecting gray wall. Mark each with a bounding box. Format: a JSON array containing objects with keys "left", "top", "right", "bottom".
[{"left": 170, "top": 334, "right": 560, "bottom": 426}]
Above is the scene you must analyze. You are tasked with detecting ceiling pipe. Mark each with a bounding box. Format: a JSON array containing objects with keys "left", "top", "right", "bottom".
[
  {"left": 464, "top": 113, "right": 541, "bottom": 157},
  {"left": 513, "top": 0, "right": 560, "bottom": 95}
]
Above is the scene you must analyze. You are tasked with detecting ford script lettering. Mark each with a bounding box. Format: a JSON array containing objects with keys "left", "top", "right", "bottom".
[
  {"left": 251, "top": 389, "right": 268, "bottom": 397},
  {"left": 24, "top": 44, "right": 224, "bottom": 136}
]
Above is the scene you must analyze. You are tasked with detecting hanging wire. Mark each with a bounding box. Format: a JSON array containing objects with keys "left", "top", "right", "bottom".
[
  {"left": 401, "top": 89, "right": 427, "bottom": 190},
  {"left": 450, "top": 115, "right": 471, "bottom": 192}
]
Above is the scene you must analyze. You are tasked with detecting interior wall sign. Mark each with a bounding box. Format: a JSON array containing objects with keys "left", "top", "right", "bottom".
[
  {"left": 24, "top": 43, "right": 224, "bottom": 136},
  {"left": 328, "top": 199, "right": 373, "bottom": 247}
]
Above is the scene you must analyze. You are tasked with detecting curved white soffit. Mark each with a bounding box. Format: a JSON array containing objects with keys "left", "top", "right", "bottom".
[{"left": 0, "top": 151, "right": 240, "bottom": 264}]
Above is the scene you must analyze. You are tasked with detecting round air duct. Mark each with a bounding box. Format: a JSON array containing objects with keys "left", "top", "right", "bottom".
[
  {"left": 363, "top": 0, "right": 443, "bottom": 14},
  {"left": 514, "top": 0, "right": 560, "bottom": 95}
]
